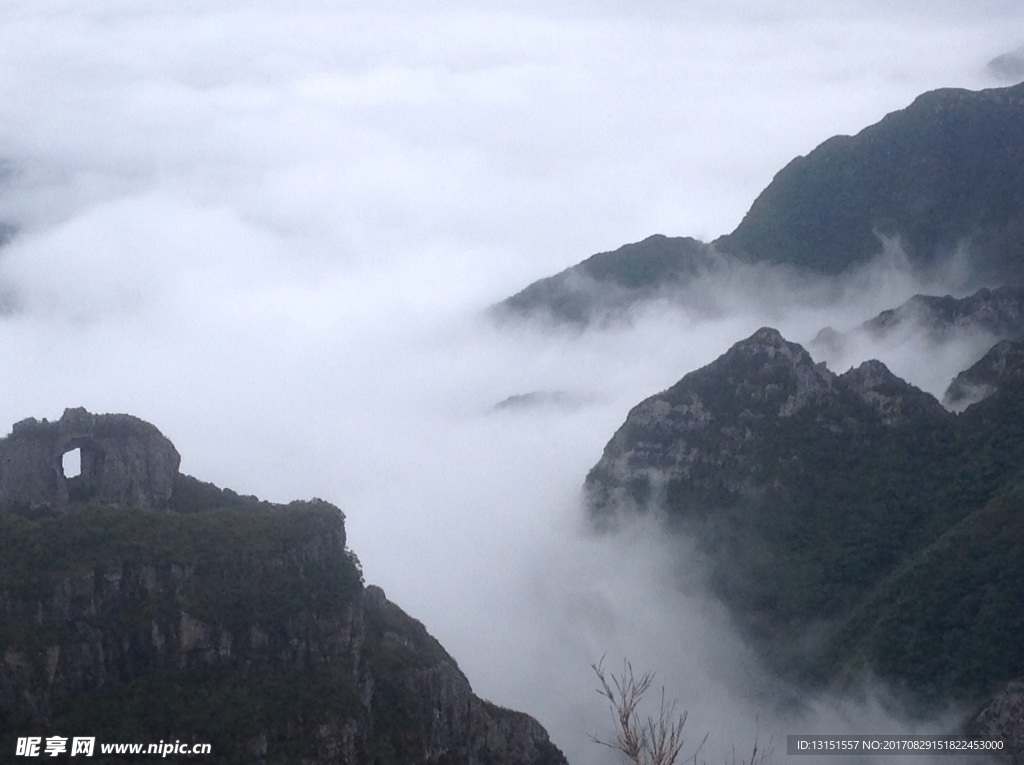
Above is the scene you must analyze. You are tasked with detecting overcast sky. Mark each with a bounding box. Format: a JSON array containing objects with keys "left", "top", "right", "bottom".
[{"left": 0, "top": 2, "right": 1021, "bottom": 761}]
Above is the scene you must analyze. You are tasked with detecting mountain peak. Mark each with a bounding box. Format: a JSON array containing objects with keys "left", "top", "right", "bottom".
[
  {"left": 497, "top": 82, "right": 1024, "bottom": 325},
  {"left": 492, "top": 235, "right": 715, "bottom": 325},
  {"left": 585, "top": 331, "right": 837, "bottom": 519},
  {"left": 745, "top": 326, "right": 787, "bottom": 346},
  {"left": 715, "top": 81, "right": 1024, "bottom": 280},
  {"left": 583, "top": 329, "right": 1024, "bottom": 707},
  {"left": 691, "top": 328, "right": 833, "bottom": 417},
  {"left": 840, "top": 359, "right": 946, "bottom": 425},
  {"left": 731, "top": 326, "right": 814, "bottom": 360}
]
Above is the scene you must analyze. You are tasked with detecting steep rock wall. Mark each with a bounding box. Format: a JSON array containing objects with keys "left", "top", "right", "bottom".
[{"left": 0, "top": 497, "right": 566, "bottom": 764}]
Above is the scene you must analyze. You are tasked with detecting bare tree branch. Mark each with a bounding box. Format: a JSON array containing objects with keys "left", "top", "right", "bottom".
[{"left": 590, "top": 657, "right": 707, "bottom": 765}]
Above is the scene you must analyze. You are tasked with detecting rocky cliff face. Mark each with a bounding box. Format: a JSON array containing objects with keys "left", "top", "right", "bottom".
[
  {"left": 0, "top": 414, "right": 567, "bottom": 765},
  {"left": 359, "top": 586, "right": 564, "bottom": 765},
  {"left": 0, "top": 501, "right": 356, "bottom": 717},
  {"left": 0, "top": 407, "right": 180, "bottom": 515},
  {"left": 584, "top": 329, "right": 1024, "bottom": 707},
  {"left": 584, "top": 327, "right": 944, "bottom": 523}
]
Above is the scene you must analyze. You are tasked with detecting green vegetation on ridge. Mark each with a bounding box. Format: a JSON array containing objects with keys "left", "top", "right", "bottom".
[{"left": 586, "top": 333, "right": 1024, "bottom": 708}]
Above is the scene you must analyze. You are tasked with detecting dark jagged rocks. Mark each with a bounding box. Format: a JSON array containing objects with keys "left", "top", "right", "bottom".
[
  {"left": 584, "top": 328, "right": 1024, "bottom": 706},
  {"left": 0, "top": 410, "right": 567, "bottom": 765}
]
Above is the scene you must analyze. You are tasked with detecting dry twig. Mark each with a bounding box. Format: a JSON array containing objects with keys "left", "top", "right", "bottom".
[{"left": 590, "top": 657, "right": 706, "bottom": 765}]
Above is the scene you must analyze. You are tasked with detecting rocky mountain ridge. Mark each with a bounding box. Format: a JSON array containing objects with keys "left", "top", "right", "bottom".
[
  {"left": 494, "top": 234, "right": 717, "bottom": 326},
  {"left": 861, "top": 286, "right": 1024, "bottom": 341},
  {"left": 717, "top": 82, "right": 1024, "bottom": 279},
  {"left": 584, "top": 329, "right": 1024, "bottom": 708},
  {"left": 585, "top": 327, "right": 945, "bottom": 521},
  {"left": 496, "top": 82, "right": 1024, "bottom": 326},
  {"left": 0, "top": 410, "right": 567, "bottom": 765},
  {"left": 811, "top": 286, "right": 1024, "bottom": 363}
]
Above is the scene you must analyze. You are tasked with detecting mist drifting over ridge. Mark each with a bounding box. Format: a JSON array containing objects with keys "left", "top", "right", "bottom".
[{"left": 1, "top": 2, "right": 1023, "bottom": 761}]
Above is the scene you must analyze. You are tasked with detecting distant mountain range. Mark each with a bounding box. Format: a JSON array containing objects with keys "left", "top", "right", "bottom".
[
  {"left": 858, "top": 286, "right": 1024, "bottom": 342},
  {"left": 498, "top": 79, "right": 1024, "bottom": 722},
  {"left": 523, "top": 75, "right": 1024, "bottom": 748},
  {"left": 717, "top": 83, "right": 1024, "bottom": 278},
  {"left": 495, "top": 82, "right": 1024, "bottom": 326},
  {"left": 583, "top": 328, "right": 1024, "bottom": 713},
  {"left": 810, "top": 286, "right": 1024, "bottom": 375},
  {"left": 495, "top": 234, "right": 716, "bottom": 326}
]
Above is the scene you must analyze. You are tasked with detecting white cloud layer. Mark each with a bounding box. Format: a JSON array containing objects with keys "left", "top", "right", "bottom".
[{"left": 0, "top": 2, "right": 1020, "bottom": 761}]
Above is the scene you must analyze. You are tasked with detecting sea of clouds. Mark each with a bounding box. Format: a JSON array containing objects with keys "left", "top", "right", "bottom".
[{"left": 0, "top": 2, "right": 1021, "bottom": 761}]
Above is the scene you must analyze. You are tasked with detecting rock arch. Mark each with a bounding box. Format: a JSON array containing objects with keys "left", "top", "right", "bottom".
[
  {"left": 59, "top": 436, "right": 105, "bottom": 503},
  {"left": 0, "top": 408, "right": 180, "bottom": 515}
]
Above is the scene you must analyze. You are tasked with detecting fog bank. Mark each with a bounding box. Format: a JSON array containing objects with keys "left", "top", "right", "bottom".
[{"left": 0, "top": 2, "right": 1020, "bottom": 760}]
